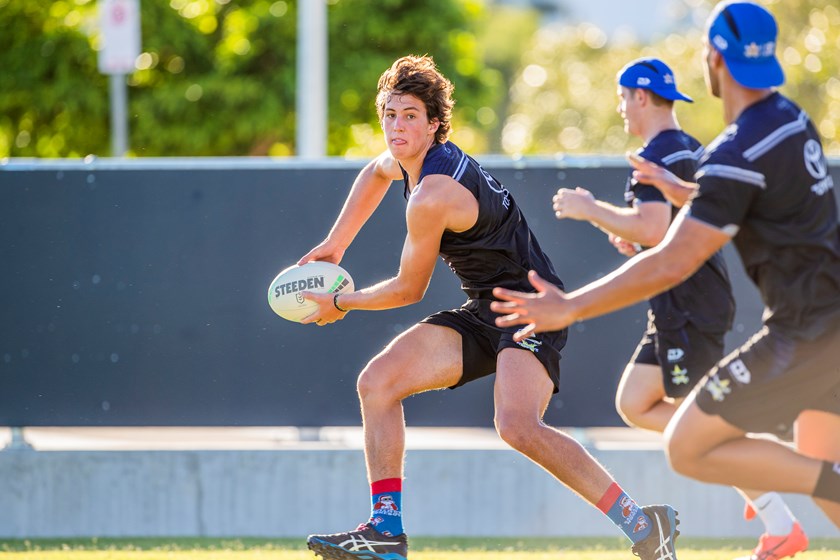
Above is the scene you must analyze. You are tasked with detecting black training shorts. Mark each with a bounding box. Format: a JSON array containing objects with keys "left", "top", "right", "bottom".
[
  {"left": 694, "top": 320, "right": 840, "bottom": 436},
  {"left": 421, "top": 299, "right": 567, "bottom": 393},
  {"left": 631, "top": 320, "right": 726, "bottom": 398}
]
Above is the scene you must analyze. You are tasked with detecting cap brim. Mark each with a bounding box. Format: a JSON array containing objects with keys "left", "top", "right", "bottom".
[
  {"left": 650, "top": 88, "right": 694, "bottom": 103},
  {"left": 724, "top": 57, "right": 785, "bottom": 89}
]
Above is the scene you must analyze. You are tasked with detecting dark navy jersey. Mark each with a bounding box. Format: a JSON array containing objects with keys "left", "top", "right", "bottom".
[
  {"left": 687, "top": 92, "right": 840, "bottom": 339},
  {"left": 626, "top": 130, "right": 735, "bottom": 333},
  {"left": 401, "top": 141, "right": 563, "bottom": 301}
]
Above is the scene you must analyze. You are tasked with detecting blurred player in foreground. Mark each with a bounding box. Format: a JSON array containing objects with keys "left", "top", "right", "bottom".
[
  {"left": 492, "top": 1, "right": 840, "bottom": 548},
  {"left": 552, "top": 55, "right": 807, "bottom": 558},
  {"left": 299, "top": 54, "right": 680, "bottom": 560}
]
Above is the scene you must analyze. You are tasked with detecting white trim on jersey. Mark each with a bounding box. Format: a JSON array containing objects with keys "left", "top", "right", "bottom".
[
  {"left": 697, "top": 164, "right": 767, "bottom": 189},
  {"left": 661, "top": 146, "right": 704, "bottom": 166},
  {"left": 742, "top": 110, "right": 809, "bottom": 162},
  {"left": 452, "top": 152, "right": 469, "bottom": 181}
]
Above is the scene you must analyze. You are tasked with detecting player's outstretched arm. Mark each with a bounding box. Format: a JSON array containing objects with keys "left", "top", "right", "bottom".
[
  {"left": 554, "top": 187, "right": 670, "bottom": 248},
  {"left": 492, "top": 271, "right": 575, "bottom": 341},
  {"left": 628, "top": 152, "right": 698, "bottom": 208},
  {"left": 298, "top": 151, "right": 403, "bottom": 265},
  {"left": 492, "top": 211, "right": 729, "bottom": 340}
]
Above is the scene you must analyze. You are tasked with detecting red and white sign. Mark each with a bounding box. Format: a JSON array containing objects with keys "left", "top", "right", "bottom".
[{"left": 98, "top": 0, "right": 141, "bottom": 74}]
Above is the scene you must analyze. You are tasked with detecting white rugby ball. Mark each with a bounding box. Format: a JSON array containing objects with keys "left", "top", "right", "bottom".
[{"left": 267, "top": 261, "right": 354, "bottom": 322}]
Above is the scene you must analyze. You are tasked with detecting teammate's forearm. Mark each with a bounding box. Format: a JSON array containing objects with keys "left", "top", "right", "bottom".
[
  {"left": 658, "top": 180, "right": 697, "bottom": 208},
  {"left": 568, "top": 248, "right": 686, "bottom": 322},
  {"left": 586, "top": 202, "right": 659, "bottom": 247}
]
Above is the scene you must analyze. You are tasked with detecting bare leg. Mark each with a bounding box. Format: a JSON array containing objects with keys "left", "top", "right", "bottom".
[
  {"left": 617, "top": 364, "right": 791, "bottom": 531},
  {"left": 616, "top": 362, "right": 677, "bottom": 432},
  {"left": 796, "top": 409, "right": 840, "bottom": 526},
  {"left": 356, "top": 323, "right": 463, "bottom": 482},
  {"left": 493, "top": 348, "right": 615, "bottom": 505},
  {"left": 665, "top": 395, "right": 828, "bottom": 508}
]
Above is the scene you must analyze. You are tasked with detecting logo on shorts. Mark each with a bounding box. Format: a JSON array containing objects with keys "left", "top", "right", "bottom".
[
  {"left": 667, "top": 348, "right": 684, "bottom": 363},
  {"left": 727, "top": 359, "right": 751, "bottom": 384},
  {"left": 516, "top": 337, "right": 542, "bottom": 353},
  {"left": 704, "top": 373, "right": 731, "bottom": 402},
  {"left": 670, "top": 364, "right": 689, "bottom": 385}
]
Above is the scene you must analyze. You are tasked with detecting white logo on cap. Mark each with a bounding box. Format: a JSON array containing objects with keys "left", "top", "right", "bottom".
[
  {"left": 762, "top": 42, "right": 775, "bottom": 56},
  {"left": 744, "top": 42, "right": 761, "bottom": 58},
  {"left": 713, "top": 35, "right": 728, "bottom": 51},
  {"left": 636, "top": 77, "right": 651, "bottom": 86},
  {"left": 663, "top": 74, "right": 674, "bottom": 84}
]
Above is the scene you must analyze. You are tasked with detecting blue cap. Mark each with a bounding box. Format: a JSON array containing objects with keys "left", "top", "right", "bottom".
[
  {"left": 617, "top": 58, "right": 693, "bottom": 103},
  {"left": 706, "top": 1, "right": 784, "bottom": 89}
]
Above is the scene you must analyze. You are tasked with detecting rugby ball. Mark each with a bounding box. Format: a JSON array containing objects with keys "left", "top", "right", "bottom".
[{"left": 267, "top": 261, "right": 354, "bottom": 322}]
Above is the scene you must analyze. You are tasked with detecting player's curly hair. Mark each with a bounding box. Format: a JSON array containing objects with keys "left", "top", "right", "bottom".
[{"left": 376, "top": 55, "right": 455, "bottom": 145}]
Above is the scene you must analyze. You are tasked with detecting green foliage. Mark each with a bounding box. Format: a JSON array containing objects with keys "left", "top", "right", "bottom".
[
  {"left": 503, "top": 0, "right": 840, "bottom": 156},
  {"left": 0, "top": 0, "right": 503, "bottom": 157},
  {"left": 0, "top": 0, "right": 108, "bottom": 157},
  {"left": 3, "top": 1, "right": 838, "bottom": 158}
]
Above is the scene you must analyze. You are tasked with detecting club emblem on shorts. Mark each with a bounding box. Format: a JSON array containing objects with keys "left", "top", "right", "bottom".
[
  {"left": 666, "top": 348, "right": 684, "bottom": 363},
  {"left": 670, "top": 364, "right": 689, "bottom": 385},
  {"left": 704, "top": 373, "right": 731, "bottom": 402},
  {"left": 727, "top": 359, "right": 751, "bottom": 384},
  {"left": 516, "top": 337, "right": 542, "bottom": 353}
]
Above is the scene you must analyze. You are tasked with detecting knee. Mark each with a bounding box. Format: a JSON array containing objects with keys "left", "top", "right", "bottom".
[
  {"left": 495, "top": 410, "right": 539, "bottom": 453},
  {"left": 357, "top": 358, "right": 403, "bottom": 405},
  {"left": 615, "top": 390, "right": 644, "bottom": 429},
  {"left": 664, "top": 430, "right": 699, "bottom": 477}
]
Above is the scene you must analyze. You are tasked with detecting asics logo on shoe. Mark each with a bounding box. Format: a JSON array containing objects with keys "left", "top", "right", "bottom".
[
  {"left": 651, "top": 511, "right": 675, "bottom": 560},
  {"left": 335, "top": 535, "right": 403, "bottom": 553}
]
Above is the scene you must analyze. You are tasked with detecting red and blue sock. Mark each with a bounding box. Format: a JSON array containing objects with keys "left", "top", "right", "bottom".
[
  {"left": 596, "top": 482, "right": 652, "bottom": 543},
  {"left": 369, "top": 478, "right": 403, "bottom": 537}
]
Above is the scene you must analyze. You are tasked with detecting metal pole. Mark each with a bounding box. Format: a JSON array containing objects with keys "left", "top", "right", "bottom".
[
  {"left": 296, "top": 0, "right": 327, "bottom": 158},
  {"left": 109, "top": 73, "right": 128, "bottom": 157}
]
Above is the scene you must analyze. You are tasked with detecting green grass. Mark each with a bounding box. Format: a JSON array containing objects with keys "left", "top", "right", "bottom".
[{"left": 0, "top": 537, "right": 838, "bottom": 559}]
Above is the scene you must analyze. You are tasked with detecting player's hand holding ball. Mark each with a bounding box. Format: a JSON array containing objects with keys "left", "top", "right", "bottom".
[{"left": 267, "top": 261, "right": 354, "bottom": 325}]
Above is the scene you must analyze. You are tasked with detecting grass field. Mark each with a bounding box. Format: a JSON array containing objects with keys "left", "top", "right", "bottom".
[{"left": 0, "top": 537, "right": 838, "bottom": 559}]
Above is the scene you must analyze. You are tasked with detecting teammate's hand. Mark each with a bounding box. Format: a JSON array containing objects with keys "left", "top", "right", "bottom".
[
  {"left": 628, "top": 152, "right": 696, "bottom": 207},
  {"left": 490, "top": 271, "right": 576, "bottom": 341},
  {"left": 608, "top": 234, "right": 640, "bottom": 257},
  {"left": 300, "top": 291, "right": 348, "bottom": 326},
  {"left": 553, "top": 187, "right": 595, "bottom": 221},
  {"left": 298, "top": 239, "right": 346, "bottom": 266}
]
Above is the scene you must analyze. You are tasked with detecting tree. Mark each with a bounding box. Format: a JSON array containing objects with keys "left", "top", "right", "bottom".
[
  {"left": 502, "top": 0, "right": 840, "bottom": 155},
  {"left": 0, "top": 0, "right": 506, "bottom": 157}
]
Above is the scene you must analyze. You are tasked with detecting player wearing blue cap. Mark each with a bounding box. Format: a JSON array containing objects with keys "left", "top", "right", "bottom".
[
  {"left": 491, "top": 0, "right": 840, "bottom": 548},
  {"left": 553, "top": 57, "right": 734, "bottom": 434},
  {"left": 555, "top": 55, "right": 807, "bottom": 559},
  {"left": 300, "top": 55, "right": 680, "bottom": 560}
]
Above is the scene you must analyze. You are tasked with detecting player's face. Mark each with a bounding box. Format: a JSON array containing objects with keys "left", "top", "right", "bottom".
[
  {"left": 616, "top": 86, "right": 641, "bottom": 137},
  {"left": 381, "top": 93, "right": 439, "bottom": 160},
  {"left": 702, "top": 38, "right": 721, "bottom": 98}
]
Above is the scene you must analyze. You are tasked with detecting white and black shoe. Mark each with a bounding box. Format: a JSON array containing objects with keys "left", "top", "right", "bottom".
[
  {"left": 307, "top": 522, "right": 408, "bottom": 560},
  {"left": 631, "top": 504, "right": 680, "bottom": 560}
]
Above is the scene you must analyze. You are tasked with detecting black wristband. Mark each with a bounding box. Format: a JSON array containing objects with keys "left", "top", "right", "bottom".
[{"left": 333, "top": 293, "right": 349, "bottom": 313}]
